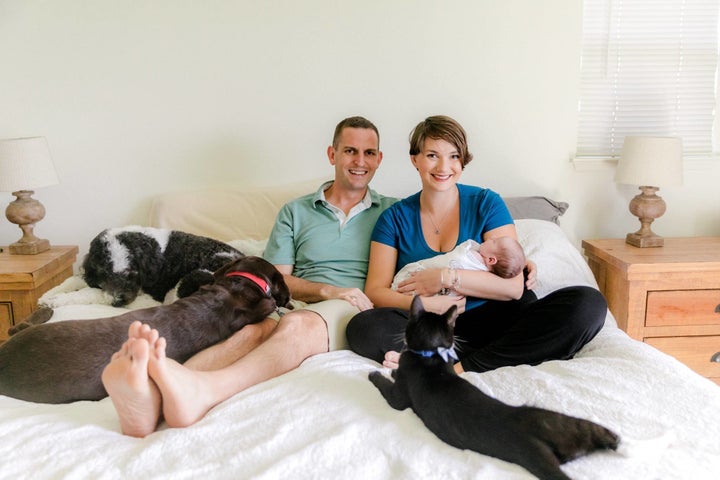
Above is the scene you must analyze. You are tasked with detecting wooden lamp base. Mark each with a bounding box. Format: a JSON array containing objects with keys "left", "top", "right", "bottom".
[
  {"left": 625, "top": 185, "right": 666, "bottom": 248},
  {"left": 5, "top": 190, "right": 51, "bottom": 255},
  {"left": 9, "top": 237, "right": 51, "bottom": 255},
  {"left": 626, "top": 231, "right": 664, "bottom": 248}
]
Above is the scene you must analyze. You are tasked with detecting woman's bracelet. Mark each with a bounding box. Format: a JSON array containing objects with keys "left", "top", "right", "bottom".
[
  {"left": 439, "top": 268, "right": 448, "bottom": 295},
  {"left": 439, "top": 267, "right": 461, "bottom": 295},
  {"left": 449, "top": 267, "right": 461, "bottom": 291}
]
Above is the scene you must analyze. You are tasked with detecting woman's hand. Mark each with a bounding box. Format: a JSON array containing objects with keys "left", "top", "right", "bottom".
[
  {"left": 396, "top": 268, "right": 445, "bottom": 296},
  {"left": 384, "top": 349, "right": 466, "bottom": 371},
  {"left": 525, "top": 260, "right": 538, "bottom": 290},
  {"left": 382, "top": 350, "right": 401, "bottom": 369}
]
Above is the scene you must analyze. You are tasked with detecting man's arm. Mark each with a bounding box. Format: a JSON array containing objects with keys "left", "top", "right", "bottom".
[{"left": 274, "top": 265, "right": 373, "bottom": 311}]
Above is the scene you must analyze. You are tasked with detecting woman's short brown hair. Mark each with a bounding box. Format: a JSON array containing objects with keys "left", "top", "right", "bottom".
[{"left": 409, "top": 115, "right": 473, "bottom": 168}]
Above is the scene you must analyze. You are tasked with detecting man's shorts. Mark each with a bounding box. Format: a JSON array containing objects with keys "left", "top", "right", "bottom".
[{"left": 268, "top": 299, "right": 360, "bottom": 351}]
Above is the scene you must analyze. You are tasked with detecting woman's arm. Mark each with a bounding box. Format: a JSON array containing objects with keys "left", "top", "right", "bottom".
[
  {"left": 396, "top": 224, "right": 525, "bottom": 302},
  {"left": 365, "top": 242, "right": 467, "bottom": 314},
  {"left": 457, "top": 224, "right": 524, "bottom": 300},
  {"left": 364, "top": 242, "right": 414, "bottom": 310}
]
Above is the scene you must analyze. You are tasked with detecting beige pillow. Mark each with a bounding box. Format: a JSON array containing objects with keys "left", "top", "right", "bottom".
[{"left": 148, "top": 178, "right": 329, "bottom": 241}]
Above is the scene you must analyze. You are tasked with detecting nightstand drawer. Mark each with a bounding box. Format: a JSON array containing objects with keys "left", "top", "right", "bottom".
[
  {"left": 583, "top": 237, "right": 720, "bottom": 383},
  {"left": 645, "top": 336, "right": 720, "bottom": 380},
  {"left": 0, "top": 246, "right": 78, "bottom": 342},
  {"left": 646, "top": 289, "right": 720, "bottom": 327},
  {"left": 1, "top": 302, "right": 13, "bottom": 336}
]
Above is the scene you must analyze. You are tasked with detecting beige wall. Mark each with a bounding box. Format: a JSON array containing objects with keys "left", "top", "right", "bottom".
[{"left": 2, "top": 0, "right": 718, "bottom": 267}]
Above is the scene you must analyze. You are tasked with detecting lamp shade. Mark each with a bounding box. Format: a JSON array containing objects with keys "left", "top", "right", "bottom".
[
  {"left": 614, "top": 136, "right": 683, "bottom": 187},
  {"left": 0, "top": 137, "right": 60, "bottom": 192}
]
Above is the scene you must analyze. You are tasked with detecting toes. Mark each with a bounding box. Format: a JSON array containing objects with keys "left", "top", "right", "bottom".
[
  {"left": 127, "top": 337, "right": 150, "bottom": 364},
  {"left": 155, "top": 337, "right": 167, "bottom": 359},
  {"left": 130, "top": 323, "right": 160, "bottom": 347},
  {"left": 128, "top": 321, "right": 143, "bottom": 338},
  {"left": 142, "top": 327, "right": 159, "bottom": 346}
]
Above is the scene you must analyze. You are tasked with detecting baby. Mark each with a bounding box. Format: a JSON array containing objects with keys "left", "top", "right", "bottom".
[{"left": 392, "top": 236, "right": 526, "bottom": 291}]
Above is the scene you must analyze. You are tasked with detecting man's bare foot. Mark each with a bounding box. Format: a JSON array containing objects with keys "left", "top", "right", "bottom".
[
  {"left": 147, "top": 337, "right": 219, "bottom": 428},
  {"left": 101, "top": 324, "right": 161, "bottom": 438}
]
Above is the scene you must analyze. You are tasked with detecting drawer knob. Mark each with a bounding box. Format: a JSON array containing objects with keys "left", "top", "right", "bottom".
[
  {"left": 716, "top": 303, "right": 720, "bottom": 313},
  {"left": 712, "top": 352, "right": 720, "bottom": 363}
]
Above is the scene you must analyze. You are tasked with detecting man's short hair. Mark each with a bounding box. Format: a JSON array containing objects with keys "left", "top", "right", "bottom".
[{"left": 332, "top": 116, "right": 380, "bottom": 149}]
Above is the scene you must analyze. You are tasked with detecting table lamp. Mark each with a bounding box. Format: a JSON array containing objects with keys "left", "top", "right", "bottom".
[
  {"left": 614, "top": 136, "right": 683, "bottom": 248},
  {"left": 0, "top": 137, "right": 60, "bottom": 254}
]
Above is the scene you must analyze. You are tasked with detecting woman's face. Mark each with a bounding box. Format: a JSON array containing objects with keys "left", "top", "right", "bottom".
[{"left": 411, "top": 137, "right": 463, "bottom": 192}]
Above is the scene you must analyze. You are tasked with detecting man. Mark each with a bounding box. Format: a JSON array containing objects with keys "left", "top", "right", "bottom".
[{"left": 101, "top": 116, "right": 397, "bottom": 437}]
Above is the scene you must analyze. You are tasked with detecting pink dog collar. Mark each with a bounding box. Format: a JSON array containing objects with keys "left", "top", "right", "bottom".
[{"left": 225, "top": 271, "right": 271, "bottom": 296}]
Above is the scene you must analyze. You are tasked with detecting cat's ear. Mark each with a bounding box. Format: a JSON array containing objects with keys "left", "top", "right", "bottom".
[
  {"left": 445, "top": 305, "right": 459, "bottom": 329},
  {"left": 410, "top": 295, "right": 425, "bottom": 319}
]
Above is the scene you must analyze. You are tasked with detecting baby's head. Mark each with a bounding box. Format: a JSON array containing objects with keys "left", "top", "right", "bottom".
[{"left": 477, "top": 237, "right": 525, "bottom": 278}]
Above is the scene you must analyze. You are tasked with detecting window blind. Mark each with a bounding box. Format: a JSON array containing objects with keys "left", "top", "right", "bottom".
[{"left": 577, "top": 0, "right": 720, "bottom": 159}]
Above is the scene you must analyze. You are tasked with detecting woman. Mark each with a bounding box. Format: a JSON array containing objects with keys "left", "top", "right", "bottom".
[{"left": 346, "top": 115, "right": 606, "bottom": 373}]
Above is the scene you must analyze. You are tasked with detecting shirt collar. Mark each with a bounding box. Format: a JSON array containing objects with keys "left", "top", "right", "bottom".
[{"left": 312, "top": 181, "right": 377, "bottom": 208}]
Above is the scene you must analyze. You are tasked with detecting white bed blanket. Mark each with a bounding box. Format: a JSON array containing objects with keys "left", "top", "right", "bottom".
[{"left": 1, "top": 220, "right": 719, "bottom": 479}]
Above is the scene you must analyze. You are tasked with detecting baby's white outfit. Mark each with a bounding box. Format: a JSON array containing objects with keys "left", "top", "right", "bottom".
[{"left": 391, "top": 239, "right": 488, "bottom": 290}]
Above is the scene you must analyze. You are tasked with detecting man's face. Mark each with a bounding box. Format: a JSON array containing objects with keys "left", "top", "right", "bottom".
[{"left": 328, "top": 127, "right": 383, "bottom": 192}]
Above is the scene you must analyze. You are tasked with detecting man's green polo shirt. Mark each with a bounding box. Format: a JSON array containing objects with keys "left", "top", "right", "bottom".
[{"left": 263, "top": 182, "right": 397, "bottom": 289}]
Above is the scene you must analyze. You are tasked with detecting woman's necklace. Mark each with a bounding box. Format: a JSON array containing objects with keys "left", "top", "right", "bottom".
[
  {"left": 424, "top": 201, "right": 455, "bottom": 235},
  {"left": 426, "top": 210, "right": 446, "bottom": 235}
]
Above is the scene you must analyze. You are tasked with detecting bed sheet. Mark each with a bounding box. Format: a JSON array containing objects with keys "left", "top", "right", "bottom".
[{"left": 1, "top": 219, "right": 718, "bottom": 479}]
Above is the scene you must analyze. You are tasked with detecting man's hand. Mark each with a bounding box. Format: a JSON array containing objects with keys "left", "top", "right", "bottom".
[
  {"left": 277, "top": 265, "right": 374, "bottom": 309},
  {"left": 327, "top": 286, "right": 374, "bottom": 311}
]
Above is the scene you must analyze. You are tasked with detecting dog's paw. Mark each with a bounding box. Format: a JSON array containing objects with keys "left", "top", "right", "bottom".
[
  {"left": 32, "top": 306, "right": 54, "bottom": 322},
  {"left": 8, "top": 322, "right": 30, "bottom": 336},
  {"left": 10, "top": 307, "right": 55, "bottom": 335},
  {"left": 40, "top": 287, "right": 114, "bottom": 308},
  {"left": 177, "top": 270, "right": 215, "bottom": 298}
]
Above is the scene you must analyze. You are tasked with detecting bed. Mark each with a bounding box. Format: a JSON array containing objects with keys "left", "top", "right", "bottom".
[{"left": 1, "top": 181, "right": 719, "bottom": 480}]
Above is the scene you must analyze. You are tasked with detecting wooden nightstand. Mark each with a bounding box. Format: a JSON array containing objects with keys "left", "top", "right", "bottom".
[
  {"left": 0, "top": 245, "right": 78, "bottom": 342},
  {"left": 582, "top": 238, "right": 720, "bottom": 385}
]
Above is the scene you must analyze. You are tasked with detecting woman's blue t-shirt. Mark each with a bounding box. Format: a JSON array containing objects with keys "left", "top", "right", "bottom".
[{"left": 371, "top": 184, "right": 513, "bottom": 310}]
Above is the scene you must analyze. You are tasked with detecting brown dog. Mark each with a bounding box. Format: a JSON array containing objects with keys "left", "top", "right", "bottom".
[{"left": 0, "top": 256, "right": 291, "bottom": 404}]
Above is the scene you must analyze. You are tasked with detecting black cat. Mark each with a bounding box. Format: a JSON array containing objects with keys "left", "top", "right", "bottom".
[{"left": 368, "top": 296, "right": 620, "bottom": 480}]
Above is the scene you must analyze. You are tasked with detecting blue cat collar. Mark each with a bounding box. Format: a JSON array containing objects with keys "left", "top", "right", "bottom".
[{"left": 408, "top": 346, "right": 458, "bottom": 363}]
